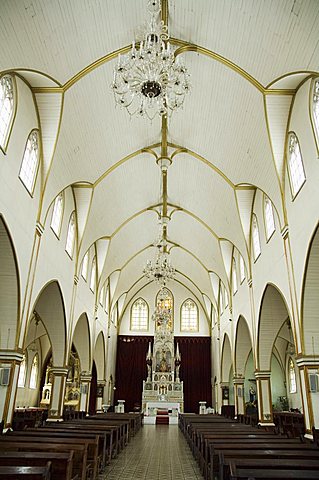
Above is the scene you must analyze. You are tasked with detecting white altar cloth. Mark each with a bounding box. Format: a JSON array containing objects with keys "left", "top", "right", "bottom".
[{"left": 145, "top": 401, "right": 180, "bottom": 415}]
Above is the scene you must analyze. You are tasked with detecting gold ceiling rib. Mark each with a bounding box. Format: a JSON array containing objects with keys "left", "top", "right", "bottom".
[{"left": 29, "top": 35, "right": 303, "bottom": 96}]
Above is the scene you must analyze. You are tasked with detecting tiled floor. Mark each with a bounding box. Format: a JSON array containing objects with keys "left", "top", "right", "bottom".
[{"left": 102, "top": 424, "right": 203, "bottom": 479}]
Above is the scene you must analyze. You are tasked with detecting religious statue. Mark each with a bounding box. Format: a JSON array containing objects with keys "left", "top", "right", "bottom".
[
  {"left": 249, "top": 386, "right": 256, "bottom": 403},
  {"left": 159, "top": 351, "right": 168, "bottom": 372}
]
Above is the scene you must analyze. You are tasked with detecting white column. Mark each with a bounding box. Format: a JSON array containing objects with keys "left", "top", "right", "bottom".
[
  {"left": 220, "top": 382, "right": 229, "bottom": 406},
  {"left": 47, "top": 367, "right": 68, "bottom": 422},
  {"left": 96, "top": 380, "right": 106, "bottom": 412},
  {"left": 79, "top": 372, "right": 92, "bottom": 413},
  {"left": 199, "top": 401, "right": 207, "bottom": 414},
  {"left": 255, "top": 370, "right": 274, "bottom": 426},
  {"left": 233, "top": 376, "right": 245, "bottom": 416},
  {"left": 0, "top": 350, "right": 24, "bottom": 429},
  {"left": 296, "top": 357, "right": 319, "bottom": 436}
]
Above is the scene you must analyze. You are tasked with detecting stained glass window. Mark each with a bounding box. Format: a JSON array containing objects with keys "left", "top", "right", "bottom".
[
  {"left": 90, "top": 257, "right": 96, "bottom": 292},
  {"left": 232, "top": 259, "right": 238, "bottom": 294},
  {"left": 288, "top": 133, "right": 306, "bottom": 197},
  {"left": 65, "top": 212, "right": 76, "bottom": 258},
  {"left": 131, "top": 298, "right": 148, "bottom": 331},
  {"left": 181, "top": 299, "right": 198, "bottom": 331},
  {"left": 51, "top": 193, "right": 64, "bottom": 237},
  {"left": 0, "top": 75, "right": 14, "bottom": 149},
  {"left": 19, "top": 130, "right": 39, "bottom": 194},
  {"left": 264, "top": 195, "right": 275, "bottom": 240},
  {"left": 29, "top": 355, "right": 38, "bottom": 389},
  {"left": 289, "top": 358, "right": 297, "bottom": 394},
  {"left": 252, "top": 214, "right": 261, "bottom": 260}
]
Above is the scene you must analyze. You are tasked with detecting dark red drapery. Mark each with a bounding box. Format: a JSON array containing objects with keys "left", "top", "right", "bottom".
[
  {"left": 175, "top": 336, "right": 212, "bottom": 413},
  {"left": 114, "top": 336, "right": 153, "bottom": 413},
  {"left": 114, "top": 335, "right": 211, "bottom": 413}
]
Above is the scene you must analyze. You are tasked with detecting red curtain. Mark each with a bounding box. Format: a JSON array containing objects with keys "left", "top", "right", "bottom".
[
  {"left": 175, "top": 336, "right": 212, "bottom": 413},
  {"left": 114, "top": 336, "right": 153, "bottom": 413},
  {"left": 114, "top": 335, "right": 211, "bottom": 413}
]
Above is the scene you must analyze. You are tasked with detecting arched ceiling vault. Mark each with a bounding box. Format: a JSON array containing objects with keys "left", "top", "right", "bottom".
[{"left": 1, "top": 0, "right": 318, "bottom": 310}]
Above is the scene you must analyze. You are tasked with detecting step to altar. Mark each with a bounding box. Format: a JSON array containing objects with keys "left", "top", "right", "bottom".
[
  {"left": 156, "top": 415, "right": 169, "bottom": 425},
  {"left": 143, "top": 416, "right": 178, "bottom": 425}
]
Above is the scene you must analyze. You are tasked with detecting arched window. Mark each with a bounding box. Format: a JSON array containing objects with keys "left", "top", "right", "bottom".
[
  {"left": 155, "top": 288, "right": 173, "bottom": 330},
  {"left": 90, "top": 257, "right": 96, "bottom": 292},
  {"left": 81, "top": 252, "right": 89, "bottom": 280},
  {"left": 264, "top": 195, "right": 275, "bottom": 240},
  {"left": 181, "top": 299, "right": 198, "bottom": 332},
  {"left": 312, "top": 78, "right": 319, "bottom": 140},
  {"left": 19, "top": 130, "right": 40, "bottom": 194},
  {"left": 288, "top": 357, "right": 297, "bottom": 394},
  {"left": 0, "top": 74, "right": 14, "bottom": 150},
  {"left": 224, "top": 286, "right": 229, "bottom": 308},
  {"left": 51, "top": 192, "right": 64, "bottom": 237},
  {"left": 29, "top": 354, "right": 38, "bottom": 389},
  {"left": 239, "top": 255, "right": 245, "bottom": 283},
  {"left": 99, "top": 285, "right": 105, "bottom": 306},
  {"left": 232, "top": 259, "right": 238, "bottom": 294},
  {"left": 252, "top": 214, "right": 261, "bottom": 260},
  {"left": 104, "top": 284, "right": 109, "bottom": 313},
  {"left": 18, "top": 354, "right": 27, "bottom": 388},
  {"left": 65, "top": 212, "right": 76, "bottom": 258},
  {"left": 131, "top": 298, "right": 149, "bottom": 331},
  {"left": 219, "top": 287, "right": 224, "bottom": 314},
  {"left": 287, "top": 133, "right": 306, "bottom": 197}
]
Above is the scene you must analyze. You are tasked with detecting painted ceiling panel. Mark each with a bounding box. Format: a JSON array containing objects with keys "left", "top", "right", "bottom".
[
  {"left": 265, "top": 95, "right": 293, "bottom": 185},
  {"left": 172, "top": 0, "right": 319, "bottom": 85},
  {"left": 168, "top": 153, "right": 247, "bottom": 257},
  {"left": 79, "top": 155, "right": 160, "bottom": 258},
  {"left": 168, "top": 211, "right": 226, "bottom": 278}
]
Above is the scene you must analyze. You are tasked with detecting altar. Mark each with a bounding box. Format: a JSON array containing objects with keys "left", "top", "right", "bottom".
[
  {"left": 141, "top": 288, "right": 184, "bottom": 420},
  {"left": 145, "top": 401, "right": 181, "bottom": 416}
]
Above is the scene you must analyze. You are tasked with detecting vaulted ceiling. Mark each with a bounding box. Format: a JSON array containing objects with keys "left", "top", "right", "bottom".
[{"left": 1, "top": 0, "right": 319, "bottom": 313}]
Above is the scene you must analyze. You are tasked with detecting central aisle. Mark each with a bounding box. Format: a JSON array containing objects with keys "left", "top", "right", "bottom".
[{"left": 103, "top": 425, "right": 203, "bottom": 480}]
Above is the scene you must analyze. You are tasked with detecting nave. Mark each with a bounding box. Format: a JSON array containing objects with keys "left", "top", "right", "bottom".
[{"left": 103, "top": 425, "right": 203, "bottom": 480}]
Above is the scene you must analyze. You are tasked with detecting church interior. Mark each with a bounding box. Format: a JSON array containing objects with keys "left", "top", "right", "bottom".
[{"left": 1, "top": 0, "right": 319, "bottom": 478}]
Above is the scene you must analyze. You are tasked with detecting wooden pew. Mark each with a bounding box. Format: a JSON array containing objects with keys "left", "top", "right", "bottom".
[
  {"left": 229, "top": 460, "right": 319, "bottom": 479},
  {"left": 208, "top": 442, "right": 319, "bottom": 480},
  {"left": 89, "top": 413, "right": 143, "bottom": 437},
  {"left": 26, "top": 426, "right": 111, "bottom": 470},
  {"left": 0, "top": 462, "right": 51, "bottom": 479},
  {"left": 0, "top": 437, "right": 90, "bottom": 480},
  {"left": 84, "top": 416, "right": 129, "bottom": 447},
  {"left": 0, "top": 451, "right": 74, "bottom": 480},
  {"left": 219, "top": 450, "right": 319, "bottom": 480},
  {"left": 61, "top": 420, "right": 120, "bottom": 458},
  {"left": 202, "top": 436, "right": 302, "bottom": 478},
  {"left": 3, "top": 433, "right": 99, "bottom": 480}
]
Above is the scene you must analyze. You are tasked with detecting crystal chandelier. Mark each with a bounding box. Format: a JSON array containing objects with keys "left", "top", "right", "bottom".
[
  {"left": 111, "top": 0, "right": 190, "bottom": 120},
  {"left": 143, "top": 239, "right": 175, "bottom": 287}
]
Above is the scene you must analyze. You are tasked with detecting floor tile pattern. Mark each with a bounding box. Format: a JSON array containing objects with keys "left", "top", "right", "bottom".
[{"left": 102, "top": 424, "right": 203, "bottom": 479}]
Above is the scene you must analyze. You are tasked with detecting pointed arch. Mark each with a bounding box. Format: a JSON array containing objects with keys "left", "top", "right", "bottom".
[
  {"left": 93, "top": 331, "right": 106, "bottom": 381},
  {"left": 221, "top": 333, "right": 232, "bottom": 383},
  {"left": 72, "top": 313, "right": 91, "bottom": 373},
  {"left": 301, "top": 222, "right": 319, "bottom": 355},
  {"left": 235, "top": 315, "right": 253, "bottom": 377},
  {"left": 0, "top": 215, "right": 20, "bottom": 350},
  {"left": 30, "top": 280, "right": 67, "bottom": 365},
  {"left": 257, "top": 283, "right": 291, "bottom": 371}
]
